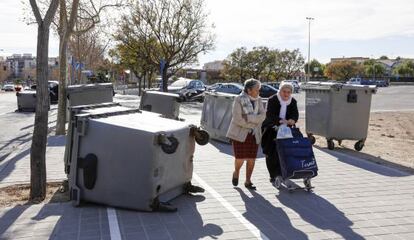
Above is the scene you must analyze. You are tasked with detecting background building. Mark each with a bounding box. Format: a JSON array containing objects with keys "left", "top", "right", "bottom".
[{"left": 5, "top": 54, "right": 36, "bottom": 80}]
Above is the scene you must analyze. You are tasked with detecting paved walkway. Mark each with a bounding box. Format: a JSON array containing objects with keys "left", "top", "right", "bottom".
[{"left": 0, "top": 140, "right": 413, "bottom": 240}]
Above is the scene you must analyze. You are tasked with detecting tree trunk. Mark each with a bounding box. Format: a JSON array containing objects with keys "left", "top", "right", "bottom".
[
  {"left": 148, "top": 70, "right": 153, "bottom": 89},
  {"left": 143, "top": 73, "right": 146, "bottom": 90},
  {"left": 138, "top": 74, "right": 142, "bottom": 96},
  {"left": 162, "top": 66, "right": 168, "bottom": 92},
  {"left": 55, "top": 37, "right": 68, "bottom": 135},
  {"left": 30, "top": 23, "right": 51, "bottom": 201}
]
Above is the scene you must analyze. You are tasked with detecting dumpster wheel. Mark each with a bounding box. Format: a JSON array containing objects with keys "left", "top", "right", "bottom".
[
  {"left": 354, "top": 141, "right": 364, "bottom": 151},
  {"left": 327, "top": 139, "right": 335, "bottom": 150},
  {"left": 195, "top": 129, "right": 209, "bottom": 146},
  {"left": 307, "top": 134, "right": 316, "bottom": 145}
]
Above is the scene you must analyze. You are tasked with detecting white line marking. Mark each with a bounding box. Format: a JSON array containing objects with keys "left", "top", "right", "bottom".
[
  {"left": 193, "top": 173, "right": 270, "bottom": 240},
  {"left": 107, "top": 207, "right": 122, "bottom": 240}
]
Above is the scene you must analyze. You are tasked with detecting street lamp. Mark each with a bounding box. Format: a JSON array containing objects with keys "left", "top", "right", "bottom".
[{"left": 306, "top": 17, "right": 314, "bottom": 82}]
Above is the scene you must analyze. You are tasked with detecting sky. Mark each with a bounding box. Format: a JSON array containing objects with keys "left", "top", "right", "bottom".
[{"left": 1, "top": 0, "right": 414, "bottom": 67}]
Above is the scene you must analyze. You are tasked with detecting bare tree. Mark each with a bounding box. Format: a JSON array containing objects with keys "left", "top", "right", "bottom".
[
  {"left": 69, "top": 24, "right": 110, "bottom": 84},
  {"left": 29, "top": 0, "right": 59, "bottom": 201},
  {"left": 118, "top": 0, "right": 215, "bottom": 92},
  {"left": 55, "top": 0, "right": 123, "bottom": 135}
]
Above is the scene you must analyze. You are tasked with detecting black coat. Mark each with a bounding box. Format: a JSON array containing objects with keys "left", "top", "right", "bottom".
[{"left": 261, "top": 95, "right": 299, "bottom": 155}]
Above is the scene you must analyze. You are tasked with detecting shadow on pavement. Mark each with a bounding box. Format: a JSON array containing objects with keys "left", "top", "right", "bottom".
[
  {"left": 167, "top": 194, "right": 224, "bottom": 239},
  {"left": 0, "top": 148, "right": 30, "bottom": 183},
  {"left": 316, "top": 146, "right": 412, "bottom": 177},
  {"left": 236, "top": 188, "right": 308, "bottom": 239},
  {"left": 47, "top": 135, "right": 66, "bottom": 147},
  {"left": 0, "top": 205, "right": 30, "bottom": 238},
  {"left": 0, "top": 133, "right": 32, "bottom": 153},
  {"left": 277, "top": 191, "right": 365, "bottom": 240},
  {"left": 210, "top": 140, "right": 232, "bottom": 156}
]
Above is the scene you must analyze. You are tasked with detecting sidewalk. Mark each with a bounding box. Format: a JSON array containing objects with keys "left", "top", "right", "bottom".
[
  {"left": 0, "top": 135, "right": 66, "bottom": 188},
  {"left": 1, "top": 139, "right": 414, "bottom": 239}
]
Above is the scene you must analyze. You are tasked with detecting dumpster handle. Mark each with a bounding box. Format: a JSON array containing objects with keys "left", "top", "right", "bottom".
[{"left": 157, "top": 133, "right": 179, "bottom": 154}]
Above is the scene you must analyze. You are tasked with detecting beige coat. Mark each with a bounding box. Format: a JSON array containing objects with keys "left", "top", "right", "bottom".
[{"left": 226, "top": 95, "right": 266, "bottom": 143}]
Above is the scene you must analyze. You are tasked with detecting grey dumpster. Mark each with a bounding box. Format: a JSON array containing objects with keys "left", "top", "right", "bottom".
[
  {"left": 16, "top": 91, "right": 50, "bottom": 112},
  {"left": 139, "top": 90, "right": 181, "bottom": 119},
  {"left": 302, "top": 82, "right": 377, "bottom": 151},
  {"left": 67, "top": 83, "right": 114, "bottom": 107},
  {"left": 201, "top": 91, "right": 236, "bottom": 142},
  {"left": 64, "top": 102, "right": 130, "bottom": 175},
  {"left": 68, "top": 108, "right": 208, "bottom": 211}
]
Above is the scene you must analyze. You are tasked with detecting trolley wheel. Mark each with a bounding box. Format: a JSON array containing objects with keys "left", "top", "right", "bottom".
[
  {"left": 327, "top": 139, "right": 335, "bottom": 150},
  {"left": 338, "top": 140, "right": 343, "bottom": 146},
  {"left": 354, "top": 141, "right": 364, "bottom": 151},
  {"left": 303, "top": 178, "right": 311, "bottom": 188},
  {"left": 274, "top": 176, "right": 282, "bottom": 189},
  {"left": 307, "top": 134, "right": 316, "bottom": 145}
]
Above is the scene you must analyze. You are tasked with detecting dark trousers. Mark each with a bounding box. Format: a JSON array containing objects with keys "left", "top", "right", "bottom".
[{"left": 265, "top": 148, "right": 281, "bottom": 179}]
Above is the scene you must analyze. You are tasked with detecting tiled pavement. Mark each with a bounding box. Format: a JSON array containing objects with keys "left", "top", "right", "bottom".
[
  {"left": 0, "top": 140, "right": 414, "bottom": 240},
  {"left": 0, "top": 135, "right": 66, "bottom": 188}
]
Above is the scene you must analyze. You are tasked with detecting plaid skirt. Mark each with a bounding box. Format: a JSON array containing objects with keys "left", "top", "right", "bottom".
[{"left": 232, "top": 133, "right": 259, "bottom": 159}]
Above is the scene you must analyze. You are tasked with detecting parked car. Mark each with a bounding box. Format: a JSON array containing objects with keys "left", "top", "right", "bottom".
[
  {"left": 206, "top": 83, "right": 223, "bottom": 91},
  {"left": 375, "top": 80, "right": 389, "bottom": 87},
  {"left": 30, "top": 81, "right": 59, "bottom": 103},
  {"left": 2, "top": 84, "right": 15, "bottom": 92},
  {"left": 280, "top": 80, "right": 300, "bottom": 93},
  {"left": 168, "top": 79, "right": 206, "bottom": 102},
  {"left": 259, "top": 84, "right": 278, "bottom": 98},
  {"left": 346, "top": 78, "right": 377, "bottom": 86},
  {"left": 264, "top": 82, "right": 280, "bottom": 90},
  {"left": 211, "top": 83, "right": 243, "bottom": 95}
]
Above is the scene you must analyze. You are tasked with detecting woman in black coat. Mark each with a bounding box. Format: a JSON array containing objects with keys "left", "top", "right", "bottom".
[{"left": 261, "top": 83, "right": 299, "bottom": 183}]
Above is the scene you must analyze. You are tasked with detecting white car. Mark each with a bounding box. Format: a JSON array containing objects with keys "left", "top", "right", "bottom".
[{"left": 2, "top": 84, "right": 15, "bottom": 91}]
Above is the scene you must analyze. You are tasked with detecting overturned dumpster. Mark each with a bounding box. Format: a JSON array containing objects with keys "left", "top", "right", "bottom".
[
  {"left": 64, "top": 102, "right": 129, "bottom": 175},
  {"left": 67, "top": 106, "right": 209, "bottom": 211},
  {"left": 139, "top": 90, "right": 182, "bottom": 120},
  {"left": 67, "top": 83, "right": 114, "bottom": 107},
  {"left": 16, "top": 90, "right": 50, "bottom": 112}
]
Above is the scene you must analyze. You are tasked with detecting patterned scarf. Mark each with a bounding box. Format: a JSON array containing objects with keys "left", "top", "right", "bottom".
[{"left": 240, "top": 92, "right": 259, "bottom": 115}]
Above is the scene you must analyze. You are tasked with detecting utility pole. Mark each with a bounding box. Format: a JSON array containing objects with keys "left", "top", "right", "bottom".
[{"left": 306, "top": 17, "right": 314, "bottom": 82}]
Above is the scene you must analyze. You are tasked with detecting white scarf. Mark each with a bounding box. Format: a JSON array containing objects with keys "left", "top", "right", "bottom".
[{"left": 277, "top": 92, "right": 292, "bottom": 120}]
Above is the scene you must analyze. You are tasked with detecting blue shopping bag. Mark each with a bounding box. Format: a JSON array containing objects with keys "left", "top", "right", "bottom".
[{"left": 276, "top": 137, "right": 318, "bottom": 179}]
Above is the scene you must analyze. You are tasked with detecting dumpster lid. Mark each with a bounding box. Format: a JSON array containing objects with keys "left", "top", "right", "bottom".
[
  {"left": 82, "top": 110, "right": 190, "bottom": 133},
  {"left": 19, "top": 90, "right": 37, "bottom": 94},
  {"left": 205, "top": 91, "right": 238, "bottom": 99},
  {"left": 69, "top": 102, "right": 120, "bottom": 111},
  {"left": 67, "top": 83, "right": 113, "bottom": 92},
  {"left": 144, "top": 90, "right": 181, "bottom": 99},
  {"left": 302, "top": 82, "right": 377, "bottom": 91}
]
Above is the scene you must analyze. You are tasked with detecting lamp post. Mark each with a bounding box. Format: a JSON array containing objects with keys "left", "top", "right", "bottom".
[{"left": 306, "top": 17, "right": 314, "bottom": 82}]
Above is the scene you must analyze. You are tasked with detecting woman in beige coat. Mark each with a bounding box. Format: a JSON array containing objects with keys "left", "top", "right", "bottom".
[{"left": 226, "top": 79, "right": 266, "bottom": 190}]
